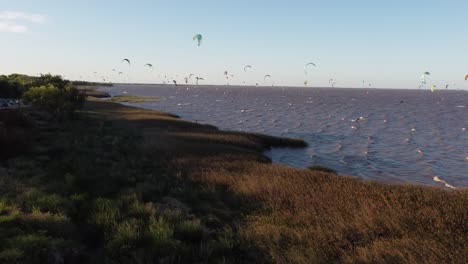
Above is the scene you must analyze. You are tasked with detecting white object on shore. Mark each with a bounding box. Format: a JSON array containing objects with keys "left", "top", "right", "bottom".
[{"left": 433, "top": 176, "right": 456, "bottom": 189}]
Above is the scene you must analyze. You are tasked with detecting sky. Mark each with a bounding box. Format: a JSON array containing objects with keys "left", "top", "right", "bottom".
[{"left": 0, "top": 0, "right": 467, "bottom": 89}]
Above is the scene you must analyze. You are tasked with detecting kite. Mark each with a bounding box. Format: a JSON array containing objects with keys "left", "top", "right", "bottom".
[
  {"left": 193, "top": 34, "right": 203, "bottom": 46},
  {"left": 144, "top": 64, "right": 153, "bottom": 71},
  {"left": 304, "top": 62, "right": 316, "bottom": 75},
  {"left": 121, "top": 59, "right": 131, "bottom": 66},
  {"left": 196, "top": 77, "right": 204, "bottom": 85},
  {"left": 420, "top": 72, "right": 430, "bottom": 84}
]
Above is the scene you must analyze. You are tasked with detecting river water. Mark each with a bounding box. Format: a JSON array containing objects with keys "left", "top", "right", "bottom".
[{"left": 101, "top": 84, "right": 468, "bottom": 187}]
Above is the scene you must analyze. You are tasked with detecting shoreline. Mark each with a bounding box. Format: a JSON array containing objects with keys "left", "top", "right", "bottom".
[
  {"left": 97, "top": 87, "right": 464, "bottom": 189},
  {"left": 86, "top": 87, "right": 309, "bottom": 154},
  {"left": 2, "top": 86, "right": 464, "bottom": 263},
  {"left": 83, "top": 94, "right": 466, "bottom": 263}
]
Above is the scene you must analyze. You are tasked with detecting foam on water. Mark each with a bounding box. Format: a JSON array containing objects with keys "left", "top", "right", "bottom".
[{"left": 101, "top": 84, "right": 468, "bottom": 187}]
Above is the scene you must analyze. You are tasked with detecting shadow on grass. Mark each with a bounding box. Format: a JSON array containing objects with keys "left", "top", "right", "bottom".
[
  {"left": 1, "top": 99, "right": 466, "bottom": 264},
  {"left": 1, "top": 100, "right": 296, "bottom": 263}
]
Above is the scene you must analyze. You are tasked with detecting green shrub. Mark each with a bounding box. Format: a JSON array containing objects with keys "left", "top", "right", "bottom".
[
  {"left": 3, "top": 233, "right": 70, "bottom": 264},
  {"left": 162, "top": 209, "right": 185, "bottom": 227},
  {"left": 0, "top": 248, "right": 23, "bottom": 262},
  {"left": 89, "top": 198, "right": 120, "bottom": 236},
  {"left": 0, "top": 76, "right": 25, "bottom": 98},
  {"left": 17, "top": 191, "right": 65, "bottom": 213},
  {"left": 175, "top": 219, "right": 206, "bottom": 242},
  {"left": 146, "top": 218, "right": 173, "bottom": 244},
  {"left": 31, "top": 74, "right": 70, "bottom": 90},
  {"left": 22, "top": 83, "right": 84, "bottom": 120},
  {"left": 106, "top": 219, "right": 141, "bottom": 257}
]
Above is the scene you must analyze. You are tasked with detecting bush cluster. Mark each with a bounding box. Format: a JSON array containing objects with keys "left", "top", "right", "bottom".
[{"left": 22, "top": 83, "right": 84, "bottom": 120}]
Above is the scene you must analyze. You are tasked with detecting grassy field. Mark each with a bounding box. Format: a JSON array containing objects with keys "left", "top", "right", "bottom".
[{"left": 0, "top": 95, "right": 466, "bottom": 263}]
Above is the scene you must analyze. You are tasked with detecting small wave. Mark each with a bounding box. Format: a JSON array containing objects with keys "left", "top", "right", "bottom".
[
  {"left": 294, "top": 122, "right": 303, "bottom": 129},
  {"left": 177, "top": 103, "right": 191, "bottom": 106},
  {"left": 433, "top": 176, "right": 456, "bottom": 189}
]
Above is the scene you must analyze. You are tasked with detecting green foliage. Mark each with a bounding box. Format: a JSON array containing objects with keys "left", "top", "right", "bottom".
[
  {"left": 89, "top": 198, "right": 120, "bottom": 236},
  {"left": 0, "top": 75, "right": 26, "bottom": 98},
  {"left": 7, "top": 74, "right": 36, "bottom": 86},
  {"left": 2, "top": 233, "right": 70, "bottom": 264},
  {"left": 17, "top": 190, "right": 66, "bottom": 213},
  {"left": 31, "top": 74, "right": 70, "bottom": 90},
  {"left": 146, "top": 218, "right": 174, "bottom": 246},
  {"left": 22, "top": 83, "right": 84, "bottom": 120},
  {"left": 0, "top": 248, "right": 24, "bottom": 262},
  {"left": 175, "top": 219, "right": 206, "bottom": 242}
]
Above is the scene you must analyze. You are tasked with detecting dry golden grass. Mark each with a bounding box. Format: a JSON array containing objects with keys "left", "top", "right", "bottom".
[
  {"left": 82, "top": 98, "right": 467, "bottom": 264},
  {"left": 190, "top": 162, "right": 467, "bottom": 263}
]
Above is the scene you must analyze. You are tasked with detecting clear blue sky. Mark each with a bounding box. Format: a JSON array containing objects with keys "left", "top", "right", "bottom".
[{"left": 1, "top": 0, "right": 467, "bottom": 89}]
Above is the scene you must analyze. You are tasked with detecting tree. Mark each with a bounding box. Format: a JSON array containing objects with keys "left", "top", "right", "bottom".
[{"left": 23, "top": 83, "right": 85, "bottom": 120}]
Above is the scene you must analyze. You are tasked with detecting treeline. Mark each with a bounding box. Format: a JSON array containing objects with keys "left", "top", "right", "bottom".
[
  {"left": 0, "top": 74, "right": 110, "bottom": 120},
  {"left": 0, "top": 74, "right": 111, "bottom": 99},
  {"left": 0, "top": 74, "right": 32, "bottom": 98}
]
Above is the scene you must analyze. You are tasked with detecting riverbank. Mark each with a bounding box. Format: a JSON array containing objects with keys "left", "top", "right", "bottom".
[
  {"left": 103, "top": 84, "right": 468, "bottom": 186},
  {"left": 0, "top": 91, "right": 466, "bottom": 263}
]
